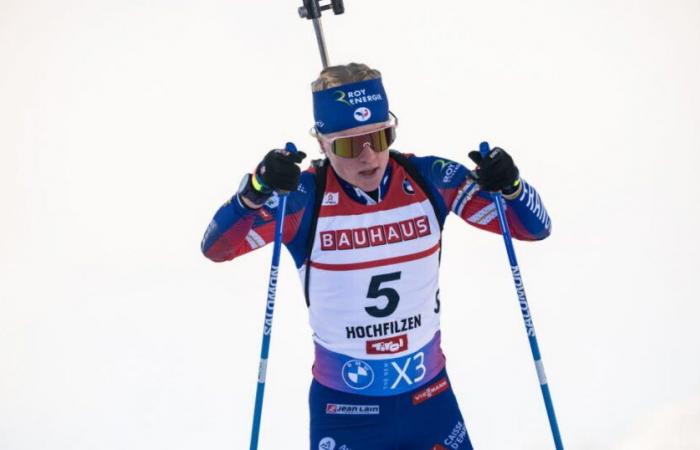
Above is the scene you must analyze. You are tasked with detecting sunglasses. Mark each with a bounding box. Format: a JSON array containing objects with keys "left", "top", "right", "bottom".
[{"left": 311, "top": 113, "right": 399, "bottom": 159}]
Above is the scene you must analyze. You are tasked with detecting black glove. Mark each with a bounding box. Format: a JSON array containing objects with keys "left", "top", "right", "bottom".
[
  {"left": 256, "top": 148, "right": 307, "bottom": 191},
  {"left": 239, "top": 148, "right": 307, "bottom": 207},
  {"left": 468, "top": 147, "right": 521, "bottom": 196}
]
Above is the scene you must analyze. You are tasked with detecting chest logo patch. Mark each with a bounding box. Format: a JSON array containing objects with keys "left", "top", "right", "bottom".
[
  {"left": 403, "top": 177, "right": 416, "bottom": 195},
  {"left": 322, "top": 192, "right": 339, "bottom": 206}
]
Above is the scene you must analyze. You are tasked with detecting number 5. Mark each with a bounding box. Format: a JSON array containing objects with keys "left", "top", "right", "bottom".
[{"left": 366, "top": 272, "right": 402, "bottom": 318}]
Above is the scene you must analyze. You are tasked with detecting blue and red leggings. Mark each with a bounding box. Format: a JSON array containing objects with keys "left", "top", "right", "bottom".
[{"left": 309, "top": 369, "right": 473, "bottom": 450}]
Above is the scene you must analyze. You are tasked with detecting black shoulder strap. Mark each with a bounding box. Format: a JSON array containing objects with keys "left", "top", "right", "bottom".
[
  {"left": 389, "top": 151, "right": 445, "bottom": 266},
  {"left": 389, "top": 150, "right": 445, "bottom": 231},
  {"left": 304, "top": 158, "right": 328, "bottom": 307}
]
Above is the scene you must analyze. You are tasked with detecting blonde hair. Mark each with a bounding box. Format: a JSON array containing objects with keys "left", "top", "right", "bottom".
[{"left": 311, "top": 63, "right": 382, "bottom": 92}]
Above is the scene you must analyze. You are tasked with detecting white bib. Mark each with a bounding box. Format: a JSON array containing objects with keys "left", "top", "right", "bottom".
[{"left": 299, "top": 161, "right": 446, "bottom": 395}]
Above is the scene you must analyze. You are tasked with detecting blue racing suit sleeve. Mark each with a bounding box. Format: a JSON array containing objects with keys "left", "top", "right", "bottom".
[
  {"left": 200, "top": 170, "right": 317, "bottom": 264},
  {"left": 405, "top": 153, "right": 551, "bottom": 240}
]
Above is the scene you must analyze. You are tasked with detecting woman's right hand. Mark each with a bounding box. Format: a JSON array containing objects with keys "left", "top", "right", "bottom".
[{"left": 238, "top": 147, "right": 307, "bottom": 208}]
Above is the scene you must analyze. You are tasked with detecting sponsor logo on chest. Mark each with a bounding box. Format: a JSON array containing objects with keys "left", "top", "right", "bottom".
[
  {"left": 322, "top": 192, "right": 339, "bottom": 206},
  {"left": 319, "top": 215, "right": 431, "bottom": 251}
]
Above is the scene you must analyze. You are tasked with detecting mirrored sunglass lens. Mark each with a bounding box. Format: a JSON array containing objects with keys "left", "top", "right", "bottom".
[
  {"left": 369, "top": 128, "right": 396, "bottom": 153},
  {"left": 332, "top": 127, "right": 396, "bottom": 158},
  {"left": 385, "top": 127, "right": 396, "bottom": 147},
  {"left": 371, "top": 129, "right": 389, "bottom": 151},
  {"left": 332, "top": 138, "right": 354, "bottom": 157}
]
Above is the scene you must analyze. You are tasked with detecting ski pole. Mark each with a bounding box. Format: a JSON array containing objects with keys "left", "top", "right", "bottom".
[
  {"left": 249, "top": 142, "right": 298, "bottom": 450},
  {"left": 249, "top": 5, "right": 345, "bottom": 447},
  {"left": 478, "top": 141, "right": 564, "bottom": 449}
]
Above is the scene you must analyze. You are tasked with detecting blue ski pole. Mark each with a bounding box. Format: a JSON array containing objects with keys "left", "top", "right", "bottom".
[
  {"left": 249, "top": 142, "right": 297, "bottom": 450},
  {"left": 478, "top": 141, "right": 564, "bottom": 449}
]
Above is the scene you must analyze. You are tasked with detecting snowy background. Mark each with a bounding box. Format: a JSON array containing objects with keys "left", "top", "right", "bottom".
[{"left": 2, "top": 0, "right": 699, "bottom": 449}]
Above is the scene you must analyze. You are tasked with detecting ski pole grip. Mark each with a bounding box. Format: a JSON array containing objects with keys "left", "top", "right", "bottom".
[{"left": 479, "top": 141, "right": 491, "bottom": 158}]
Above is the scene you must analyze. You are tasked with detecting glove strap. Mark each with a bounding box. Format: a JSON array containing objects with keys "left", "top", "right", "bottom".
[
  {"left": 502, "top": 178, "right": 523, "bottom": 199},
  {"left": 250, "top": 173, "right": 270, "bottom": 193},
  {"left": 238, "top": 173, "right": 273, "bottom": 208}
]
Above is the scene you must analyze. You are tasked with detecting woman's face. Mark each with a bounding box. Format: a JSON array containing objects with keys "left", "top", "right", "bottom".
[{"left": 318, "top": 122, "right": 392, "bottom": 192}]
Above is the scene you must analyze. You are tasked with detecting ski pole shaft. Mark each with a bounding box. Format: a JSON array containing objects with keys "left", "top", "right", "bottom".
[
  {"left": 249, "top": 142, "right": 297, "bottom": 450},
  {"left": 312, "top": 17, "right": 330, "bottom": 68},
  {"left": 479, "top": 141, "right": 564, "bottom": 449},
  {"left": 298, "top": 0, "right": 345, "bottom": 69}
]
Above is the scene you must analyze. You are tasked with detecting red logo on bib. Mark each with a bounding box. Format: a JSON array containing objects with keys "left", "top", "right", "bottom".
[
  {"left": 319, "top": 216, "right": 431, "bottom": 251},
  {"left": 366, "top": 334, "right": 408, "bottom": 354}
]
